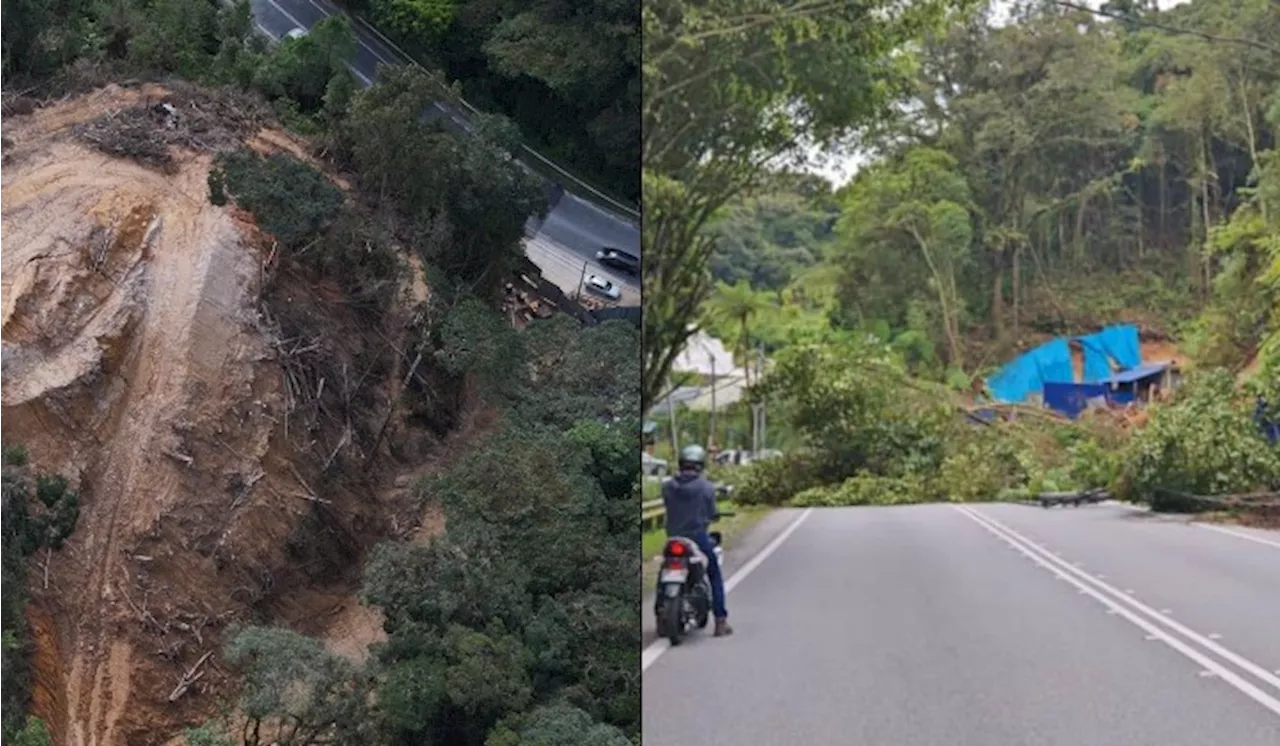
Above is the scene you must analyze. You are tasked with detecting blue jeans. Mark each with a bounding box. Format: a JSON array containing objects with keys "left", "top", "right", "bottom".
[{"left": 690, "top": 531, "right": 728, "bottom": 619}]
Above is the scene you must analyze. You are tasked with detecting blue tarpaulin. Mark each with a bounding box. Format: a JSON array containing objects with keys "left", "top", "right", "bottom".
[
  {"left": 987, "top": 337, "right": 1074, "bottom": 404},
  {"left": 1043, "top": 382, "right": 1110, "bottom": 419},
  {"left": 1098, "top": 362, "right": 1169, "bottom": 385},
  {"left": 1258, "top": 398, "right": 1280, "bottom": 444},
  {"left": 1103, "top": 324, "right": 1142, "bottom": 368},
  {"left": 1040, "top": 364, "right": 1170, "bottom": 417},
  {"left": 1079, "top": 324, "right": 1141, "bottom": 382},
  {"left": 987, "top": 324, "right": 1149, "bottom": 404},
  {"left": 1079, "top": 335, "right": 1113, "bottom": 382}
]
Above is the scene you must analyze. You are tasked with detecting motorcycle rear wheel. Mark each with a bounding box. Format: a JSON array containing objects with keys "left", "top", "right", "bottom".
[
  {"left": 695, "top": 585, "right": 711, "bottom": 628},
  {"left": 664, "top": 597, "right": 685, "bottom": 646}
]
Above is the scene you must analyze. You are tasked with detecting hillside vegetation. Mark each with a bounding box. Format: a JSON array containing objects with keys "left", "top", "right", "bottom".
[
  {"left": 332, "top": 0, "right": 640, "bottom": 203},
  {"left": 1, "top": 5, "right": 640, "bottom": 745},
  {"left": 659, "top": 0, "right": 1280, "bottom": 514}
]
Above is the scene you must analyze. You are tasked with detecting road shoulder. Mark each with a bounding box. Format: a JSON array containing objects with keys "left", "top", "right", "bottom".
[{"left": 640, "top": 507, "right": 805, "bottom": 647}]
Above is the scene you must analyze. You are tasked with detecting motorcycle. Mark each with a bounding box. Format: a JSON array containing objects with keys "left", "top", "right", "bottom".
[{"left": 653, "top": 485, "right": 735, "bottom": 646}]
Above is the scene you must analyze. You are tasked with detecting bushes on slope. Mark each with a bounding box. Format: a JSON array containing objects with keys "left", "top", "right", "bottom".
[{"left": 1117, "top": 371, "right": 1280, "bottom": 510}]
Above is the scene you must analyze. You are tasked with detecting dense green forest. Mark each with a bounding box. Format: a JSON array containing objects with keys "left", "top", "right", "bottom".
[
  {"left": 648, "top": 0, "right": 1279, "bottom": 512},
  {"left": 186, "top": 314, "right": 641, "bottom": 746},
  {"left": 2, "top": 448, "right": 80, "bottom": 746},
  {"left": 333, "top": 0, "right": 640, "bottom": 203},
  {"left": 1, "top": 0, "right": 639, "bottom": 202},
  {"left": 702, "top": 0, "right": 1279, "bottom": 373},
  {"left": 3, "top": 3, "right": 640, "bottom": 744}
]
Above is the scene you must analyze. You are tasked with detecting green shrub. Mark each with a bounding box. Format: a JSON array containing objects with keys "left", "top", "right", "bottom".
[
  {"left": 9, "top": 717, "right": 50, "bottom": 746},
  {"left": 1066, "top": 437, "right": 1121, "bottom": 492},
  {"left": 370, "top": 0, "right": 456, "bottom": 41},
  {"left": 935, "top": 430, "right": 1027, "bottom": 501},
  {"left": 209, "top": 149, "right": 344, "bottom": 247},
  {"left": 485, "top": 703, "right": 631, "bottom": 746},
  {"left": 310, "top": 210, "right": 404, "bottom": 312},
  {"left": 250, "top": 16, "right": 356, "bottom": 114},
  {"left": 2, "top": 446, "right": 29, "bottom": 468},
  {"left": 2, "top": 449, "right": 80, "bottom": 744},
  {"left": 789, "top": 472, "right": 932, "bottom": 507},
  {"left": 1117, "top": 370, "right": 1280, "bottom": 509},
  {"left": 735, "top": 452, "right": 825, "bottom": 506}
]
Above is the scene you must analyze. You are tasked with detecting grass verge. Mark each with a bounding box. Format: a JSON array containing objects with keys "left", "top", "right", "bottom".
[{"left": 640, "top": 502, "right": 772, "bottom": 590}]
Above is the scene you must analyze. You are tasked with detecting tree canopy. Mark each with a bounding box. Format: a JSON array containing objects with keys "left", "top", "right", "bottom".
[
  {"left": 340, "top": 0, "right": 641, "bottom": 202},
  {"left": 2, "top": 4, "right": 640, "bottom": 744},
  {"left": 676, "top": 0, "right": 1280, "bottom": 511},
  {"left": 206, "top": 315, "right": 641, "bottom": 746},
  {"left": 640, "top": 0, "right": 975, "bottom": 412}
]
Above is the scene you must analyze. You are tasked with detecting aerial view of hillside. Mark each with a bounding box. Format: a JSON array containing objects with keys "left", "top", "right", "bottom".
[{"left": 1, "top": 3, "right": 640, "bottom": 745}]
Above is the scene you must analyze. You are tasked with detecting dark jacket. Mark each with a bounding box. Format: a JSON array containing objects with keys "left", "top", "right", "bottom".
[{"left": 662, "top": 471, "right": 717, "bottom": 538}]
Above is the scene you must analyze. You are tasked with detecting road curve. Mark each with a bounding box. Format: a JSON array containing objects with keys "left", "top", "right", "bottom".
[
  {"left": 641, "top": 503, "right": 1280, "bottom": 746},
  {"left": 248, "top": 0, "right": 641, "bottom": 292}
]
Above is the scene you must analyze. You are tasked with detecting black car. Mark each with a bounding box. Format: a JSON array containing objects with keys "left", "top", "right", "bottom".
[{"left": 596, "top": 248, "right": 640, "bottom": 276}]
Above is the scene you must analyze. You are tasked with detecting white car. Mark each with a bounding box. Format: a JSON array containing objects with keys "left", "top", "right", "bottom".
[
  {"left": 285, "top": 28, "right": 308, "bottom": 40},
  {"left": 585, "top": 274, "right": 621, "bottom": 301},
  {"left": 642, "top": 452, "right": 669, "bottom": 477}
]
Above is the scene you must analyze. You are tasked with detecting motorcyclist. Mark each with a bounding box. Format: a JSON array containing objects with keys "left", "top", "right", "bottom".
[{"left": 662, "top": 444, "right": 733, "bottom": 637}]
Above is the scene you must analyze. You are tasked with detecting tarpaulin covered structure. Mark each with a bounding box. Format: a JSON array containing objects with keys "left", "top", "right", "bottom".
[
  {"left": 1077, "top": 325, "right": 1142, "bottom": 382},
  {"left": 986, "top": 324, "right": 1171, "bottom": 417},
  {"left": 986, "top": 338, "right": 1074, "bottom": 404},
  {"left": 1042, "top": 382, "right": 1111, "bottom": 420}
]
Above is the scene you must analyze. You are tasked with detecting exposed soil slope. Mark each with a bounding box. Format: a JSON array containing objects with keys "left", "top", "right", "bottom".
[{"left": 0, "top": 84, "right": 443, "bottom": 746}]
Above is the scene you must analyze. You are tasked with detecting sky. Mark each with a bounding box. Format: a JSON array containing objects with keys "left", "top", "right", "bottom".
[{"left": 806, "top": 0, "right": 1194, "bottom": 188}]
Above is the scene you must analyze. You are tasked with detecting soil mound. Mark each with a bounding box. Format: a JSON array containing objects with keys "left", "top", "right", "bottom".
[{"left": 1, "top": 84, "right": 419, "bottom": 746}]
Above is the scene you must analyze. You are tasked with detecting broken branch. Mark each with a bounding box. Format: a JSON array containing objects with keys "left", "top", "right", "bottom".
[{"left": 168, "top": 650, "right": 213, "bottom": 702}]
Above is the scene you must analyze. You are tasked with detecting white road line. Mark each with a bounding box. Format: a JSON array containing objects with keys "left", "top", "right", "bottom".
[
  {"left": 563, "top": 192, "right": 636, "bottom": 231},
  {"left": 349, "top": 65, "right": 372, "bottom": 86},
  {"left": 294, "top": 0, "right": 398, "bottom": 68},
  {"left": 641, "top": 508, "right": 814, "bottom": 673},
  {"left": 257, "top": 13, "right": 369, "bottom": 87},
  {"left": 350, "top": 26, "right": 398, "bottom": 67},
  {"left": 1196, "top": 523, "right": 1280, "bottom": 550},
  {"left": 956, "top": 505, "right": 1280, "bottom": 698},
  {"left": 264, "top": 0, "right": 310, "bottom": 34}
]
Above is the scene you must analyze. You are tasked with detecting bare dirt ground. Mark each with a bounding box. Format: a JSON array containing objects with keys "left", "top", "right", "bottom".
[
  {"left": 0, "top": 84, "right": 477, "bottom": 746},
  {"left": 3, "top": 85, "right": 276, "bottom": 745}
]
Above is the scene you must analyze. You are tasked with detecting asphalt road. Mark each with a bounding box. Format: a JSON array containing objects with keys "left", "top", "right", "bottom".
[
  {"left": 641, "top": 503, "right": 1280, "bottom": 746},
  {"left": 248, "top": 0, "right": 641, "bottom": 293}
]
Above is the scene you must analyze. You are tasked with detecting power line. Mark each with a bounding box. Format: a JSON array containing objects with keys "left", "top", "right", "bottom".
[{"left": 1047, "top": 0, "right": 1280, "bottom": 56}]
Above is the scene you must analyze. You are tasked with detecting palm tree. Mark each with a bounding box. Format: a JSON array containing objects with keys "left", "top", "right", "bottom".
[
  {"left": 705, "top": 280, "right": 772, "bottom": 451},
  {"left": 706, "top": 279, "right": 771, "bottom": 387}
]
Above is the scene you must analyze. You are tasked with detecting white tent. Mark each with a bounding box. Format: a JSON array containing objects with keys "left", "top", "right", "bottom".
[
  {"left": 671, "top": 332, "right": 745, "bottom": 378},
  {"left": 659, "top": 332, "right": 754, "bottom": 412},
  {"left": 683, "top": 372, "right": 749, "bottom": 411}
]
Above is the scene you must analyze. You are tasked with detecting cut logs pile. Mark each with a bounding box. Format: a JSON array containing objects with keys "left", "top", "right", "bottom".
[{"left": 503, "top": 279, "right": 557, "bottom": 326}]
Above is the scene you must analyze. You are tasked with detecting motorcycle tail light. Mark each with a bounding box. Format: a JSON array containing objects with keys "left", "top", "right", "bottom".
[
  {"left": 666, "top": 559, "right": 684, "bottom": 570},
  {"left": 667, "top": 541, "right": 686, "bottom": 556}
]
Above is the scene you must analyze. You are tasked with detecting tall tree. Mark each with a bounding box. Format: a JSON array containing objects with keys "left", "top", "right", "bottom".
[
  {"left": 705, "top": 279, "right": 773, "bottom": 385},
  {"left": 838, "top": 147, "right": 975, "bottom": 366},
  {"left": 640, "top": 0, "right": 972, "bottom": 412}
]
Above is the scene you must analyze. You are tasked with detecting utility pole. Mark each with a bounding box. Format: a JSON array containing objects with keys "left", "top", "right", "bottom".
[
  {"left": 707, "top": 356, "right": 717, "bottom": 454},
  {"left": 575, "top": 260, "right": 589, "bottom": 300},
  {"left": 750, "top": 343, "right": 765, "bottom": 454},
  {"left": 666, "top": 375, "right": 680, "bottom": 458},
  {"left": 759, "top": 344, "right": 766, "bottom": 451}
]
